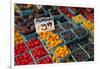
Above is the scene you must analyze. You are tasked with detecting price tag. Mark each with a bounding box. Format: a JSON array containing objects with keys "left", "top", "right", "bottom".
[{"left": 34, "top": 17, "right": 55, "bottom": 32}]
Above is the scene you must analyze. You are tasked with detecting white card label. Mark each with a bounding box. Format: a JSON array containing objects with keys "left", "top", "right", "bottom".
[{"left": 34, "top": 17, "right": 55, "bottom": 32}]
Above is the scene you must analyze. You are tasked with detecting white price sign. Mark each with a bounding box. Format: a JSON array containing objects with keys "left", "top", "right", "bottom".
[{"left": 34, "top": 17, "right": 55, "bottom": 32}]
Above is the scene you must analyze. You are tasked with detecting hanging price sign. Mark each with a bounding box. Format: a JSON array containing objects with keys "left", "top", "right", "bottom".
[{"left": 34, "top": 17, "right": 55, "bottom": 32}]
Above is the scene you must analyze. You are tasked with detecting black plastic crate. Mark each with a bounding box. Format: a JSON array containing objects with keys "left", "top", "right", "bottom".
[
  {"left": 52, "top": 24, "right": 64, "bottom": 34},
  {"left": 84, "top": 43, "right": 94, "bottom": 58},
  {"left": 60, "top": 30, "right": 77, "bottom": 44},
  {"left": 78, "top": 38, "right": 91, "bottom": 47},
  {"left": 43, "top": 5, "right": 55, "bottom": 12},
  {"left": 71, "top": 49, "right": 90, "bottom": 61},
  {"left": 66, "top": 42, "right": 80, "bottom": 52},
  {"left": 57, "top": 15, "right": 69, "bottom": 23},
  {"left": 61, "top": 22, "right": 74, "bottom": 30},
  {"left": 87, "top": 57, "right": 94, "bottom": 61},
  {"left": 73, "top": 25, "right": 89, "bottom": 40}
]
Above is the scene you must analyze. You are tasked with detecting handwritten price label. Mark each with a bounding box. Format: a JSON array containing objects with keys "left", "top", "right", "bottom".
[{"left": 34, "top": 17, "right": 55, "bottom": 32}]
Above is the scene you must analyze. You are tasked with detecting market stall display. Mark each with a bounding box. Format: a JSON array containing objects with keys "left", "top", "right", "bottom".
[{"left": 14, "top": 4, "right": 94, "bottom": 65}]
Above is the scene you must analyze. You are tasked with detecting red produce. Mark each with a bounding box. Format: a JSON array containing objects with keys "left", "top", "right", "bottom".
[
  {"left": 66, "top": 13, "right": 74, "bottom": 18},
  {"left": 37, "top": 56, "right": 53, "bottom": 64},
  {"left": 84, "top": 13, "right": 94, "bottom": 22},
  {"left": 27, "top": 38, "right": 42, "bottom": 49},
  {"left": 15, "top": 52, "right": 34, "bottom": 65},
  {"left": 86, "top": 8, "right": 93, "bottom": 13},
  {"left": 59, "top": 7, "right": 68, "bottom": 14},
  {"left": 32, "top": 47, "right": 48, "bottom": 60},
  {"left": 15, "top": 42, "right": 28, "bottom": 56}
]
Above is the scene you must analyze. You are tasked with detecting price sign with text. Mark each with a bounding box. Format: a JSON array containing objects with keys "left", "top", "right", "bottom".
[{"left": 34, "top": 17, "right": 55, "bottom": 32}]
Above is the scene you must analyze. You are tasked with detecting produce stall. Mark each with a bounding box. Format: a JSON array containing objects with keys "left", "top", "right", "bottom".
[{"left": 14, "top": 4, "right": 94, "bottom": 65}]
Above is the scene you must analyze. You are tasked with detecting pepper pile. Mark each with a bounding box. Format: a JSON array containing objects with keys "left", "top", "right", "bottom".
[
  {"left": 27, "top": 37, "right": 42, "bottom": 49},
  {"left": 72, "top": 14, "right": 84, "bottom": 23},
  {"left": 37, "top": 56, "right": 53, "bottom": 64},
  {"left": 15, "top": 42, "right": 28, "bottom": 56},
  {"left": 38, "top": 31, "right": 52, "bottom": 40},
  {"left": 83, "top": 19, "right": 94, "bottom": 32},
  {"left": 46, "top": 34, "right": 62, "bottom": 50},
  {"left": 32, "top": 47, "right": 48, "bottom": 60},
  {"left": 53, "top": 46, "right": 70, "bottom": 58},
  {"left": 15, "top": 52, "right": 34, "bottom": 65},
  {"left": 51, "top": 55, "right": 59, "bottom": 63},
  {"left": 14, "top": 31, "right": 23, "bottom": 45}
]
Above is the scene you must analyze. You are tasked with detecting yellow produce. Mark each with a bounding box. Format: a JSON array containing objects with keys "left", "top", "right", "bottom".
[
  {"left": 51, "top": 55, "right": 59, "bottom": 63},
  {"left": 72, "top": 14, "right": 84, "bottom": 23},
  {"left": 54, "top": 46, "right": 70, "bottom": 58},
  {"left": 83, "top": 19, "right": 94, "bottom": 32},
  {"left": 66, "top": 58, "right": 72, "bottom": 62},
  {"left": 46, "top": 34, "right": 62, "bottom": 50},
  {"left": 90, "top": 28, "right": 94, "bottom": 32},
  {"left": 14, "top": 31, "right": 23, "bottom": 45},
  {"left": 38, "top": 31, "right": 53, "bottom": 40}
]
